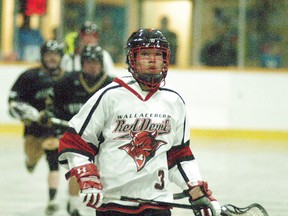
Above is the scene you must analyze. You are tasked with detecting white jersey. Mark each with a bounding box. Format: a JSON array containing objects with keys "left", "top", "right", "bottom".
[
  {"left": 58, "top": 76, "right": 202, "bottom": 213},
  {"left": 61, "top": 49, "right": 115, "bottom": 75}
]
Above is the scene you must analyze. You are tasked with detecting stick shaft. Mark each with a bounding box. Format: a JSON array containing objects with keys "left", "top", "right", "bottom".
[
  {"left": 104, "top": 195, "right": 269, "bottom": 216},
  {"left": 173, "top": 192, "right": 188, "bottom": 200},
  {"left": 105, "top": 194, "right": 192, "bottom": 209},
  {"left": 50, "top": 117, "right": 69, "bottom": 127}
]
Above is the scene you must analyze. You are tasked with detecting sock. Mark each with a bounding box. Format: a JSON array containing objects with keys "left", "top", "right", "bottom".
[
  {"left": 69, "top": 196, "right": 81, "bottom": 211},
  {"left": 49, "top": 188, "right": 57, "bottom": 201}
]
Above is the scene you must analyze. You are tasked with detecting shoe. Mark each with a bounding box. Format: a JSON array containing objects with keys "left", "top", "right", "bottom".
[
  {"left": 67, "top": 201, "right": 81, "bottom": 216},
  {"left": 45, "top": 200, "right": 59, "bottom": 215},
  {"left": 25, "top": 161, "right": 36, "bottom": 173},
  {"left": 66, "top": 201, "right": 71, "bottom": 213},
  {"left": 70, "top": 209, "right": 81, "bottom": 216}
]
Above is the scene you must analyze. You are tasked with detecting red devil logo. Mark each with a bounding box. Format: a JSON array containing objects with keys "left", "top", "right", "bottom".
[{"left": 119, "top": 130, "right": 167, "bottom": 171}]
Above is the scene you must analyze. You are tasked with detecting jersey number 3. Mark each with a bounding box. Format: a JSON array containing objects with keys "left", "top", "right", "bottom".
[{"left": 155, "top": 170, "right": 165, "bottom": 190}]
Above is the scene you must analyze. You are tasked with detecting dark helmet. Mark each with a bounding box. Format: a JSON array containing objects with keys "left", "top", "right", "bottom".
[
  {"left": 81, "top": 45, "right": 103, "bottom": 66},
  {"left": 41, "top": 40, "right": 64, "bottom": 58},
  {"left": 80, "top": 21, "right": 99, "bottom": 35},
  {"left": 126, "top": 28, "right": 170, "bottom": 89},
  {"left": 40, "top": 40, "right": 64, "bottom": 73}
]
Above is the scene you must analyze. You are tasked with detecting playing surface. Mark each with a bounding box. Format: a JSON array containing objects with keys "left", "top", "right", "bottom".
[{"left": 0, "top": 134, "right": 287, "bottom": 216}]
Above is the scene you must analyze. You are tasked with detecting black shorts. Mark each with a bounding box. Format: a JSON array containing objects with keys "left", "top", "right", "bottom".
[{"left": 24, "top": 122, "right": 56, "bottom": 137}]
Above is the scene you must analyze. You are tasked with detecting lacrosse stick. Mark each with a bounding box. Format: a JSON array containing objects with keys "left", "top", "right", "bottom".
[
  {"left": 105, "top": 194, "right": 192, "bottom": 209},
  {"left": 221, "top": 203, "right": 269, "bottom": 216},
  {"left": 174, "top": 192, "right": 269, "bottom": 216},
  {"left": 9, "top": 101, "right": 69, "bottom": 128},
  {"left": 104, "top": 194, "right": 269, "bottom": 216},
  {"left": 50, "top": 117, "right": 69, "bottom": 127}
]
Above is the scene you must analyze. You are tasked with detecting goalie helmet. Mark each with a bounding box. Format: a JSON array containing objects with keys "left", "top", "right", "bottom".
[
  {"left": 80, "top": 45, "right": 103, "bottom": 66},
  {"left": 126, "top": 28, "right": 170, "bottom": 89}
]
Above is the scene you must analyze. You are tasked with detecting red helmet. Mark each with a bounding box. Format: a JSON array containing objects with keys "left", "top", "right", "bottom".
[{"left": 126, "top": 28, "right": 170, "bottom": 89}]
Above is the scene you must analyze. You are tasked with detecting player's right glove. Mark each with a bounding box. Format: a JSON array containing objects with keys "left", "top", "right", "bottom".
[
  {"left": 187, "top": 181, "right": 221, "bottom": 216},
  {"left": 9, "top": 101, "right": 40, "bottom": 122},
  {"left": 65, "top": 163, "right": 103, "bottom": 208}
]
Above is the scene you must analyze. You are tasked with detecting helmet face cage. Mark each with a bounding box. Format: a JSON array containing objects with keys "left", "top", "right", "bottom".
[
  {"left": 81, "top": 45, "right": 104, "bottom": 67},
  {"left": 126, "top": 28, "right": 170, "bottom": 89},
  {"left": 128, "top": 46, "right": 170, "bottom": 88}
]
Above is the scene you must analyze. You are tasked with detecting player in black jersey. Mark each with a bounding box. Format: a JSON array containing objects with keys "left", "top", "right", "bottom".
[
  {"left": 8, "top": 40, "right": 65, "bottom": 215},
  {"left": 52, "top": 45, "right": 114, "bottom": 216}
]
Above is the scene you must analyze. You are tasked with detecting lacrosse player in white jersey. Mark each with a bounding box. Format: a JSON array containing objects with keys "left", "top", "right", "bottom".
[{"left": 58, "top": 28, "right": 221, "bottom": 216}]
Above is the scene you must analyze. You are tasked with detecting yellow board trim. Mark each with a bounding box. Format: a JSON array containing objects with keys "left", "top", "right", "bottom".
[
  {"left": 191, "top": 129, "right": 288, "bottom": 141},
  {"left": 1, "top": 124, "right": 287, "bottom": 141},
  {"left": 0, "top": 124, "right": 24, "bottom": 135}
]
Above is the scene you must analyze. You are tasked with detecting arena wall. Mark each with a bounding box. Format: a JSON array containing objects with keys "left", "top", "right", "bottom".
[{"left": 1, "top": 64, "right": 288, "bottom": 138}]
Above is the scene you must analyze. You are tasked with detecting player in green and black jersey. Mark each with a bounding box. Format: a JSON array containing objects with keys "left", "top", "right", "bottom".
[
  {"left": 52, "top": 45, "right": 114, "bottom": 216},
  {"left": 8, "top": 40, "right": 65, "bottom": 215}
]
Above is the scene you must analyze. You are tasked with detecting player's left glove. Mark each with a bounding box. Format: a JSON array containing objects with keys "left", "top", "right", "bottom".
[
  {"left": 188, "top": 181, "right": 221, "bottom": 216},
  {"left": 66, "top": 163, "right": 103, "bottom": 208},
  {"left": 38, "top": 110, "right": 55, "bottom": 126}
]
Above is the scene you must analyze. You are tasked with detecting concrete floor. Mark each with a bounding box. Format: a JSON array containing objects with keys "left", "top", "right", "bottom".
[{"left": 0, "top": 134, "right": 287, "bottom": 216}]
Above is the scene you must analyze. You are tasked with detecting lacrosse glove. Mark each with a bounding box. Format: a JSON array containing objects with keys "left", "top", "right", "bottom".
[
  {"left": 9, "top": 101, "right": 40, "bottom": 122},
  {"left": 66, "top": 163, "right": 103, "bottom": 208},
  {"left": 188, "top": 181, "right": 221, "bottom": 216}
]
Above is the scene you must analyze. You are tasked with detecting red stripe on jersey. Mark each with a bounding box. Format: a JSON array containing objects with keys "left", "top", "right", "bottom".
[
  {"left": 97, "top": 203, "right": 171, "bottom": 214},
  {"left": 58, "top": 132, "right": 97, "bottom": 156},
  {"left": 114, "top": 77, "right": 157, "bottom": 101},
  {"left": 167, "top": 145, "right": 193, "bottom": 168}
]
